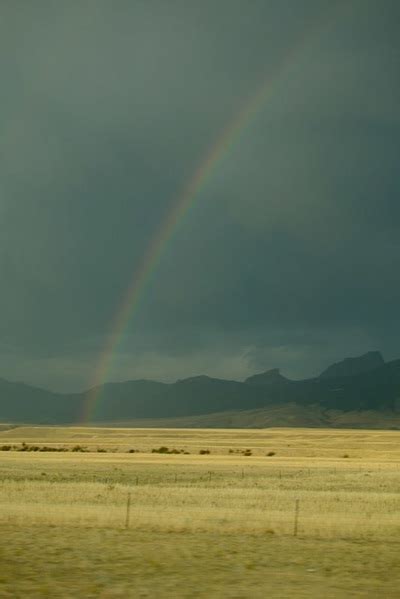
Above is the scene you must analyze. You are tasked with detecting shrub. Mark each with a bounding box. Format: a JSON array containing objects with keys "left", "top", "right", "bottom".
[
  {"left": 243, "top": 449, "right": 252, "bottom": 456},
  {"left": 127, "top": 449, "right": 136, "bottom": 453},
  {"left": 151, "top": 446, "right": 184, "bottom": 454},
  {"left": 199, "top": 449, "right": 210, "bottom": 455},
  {"left": 266, "top": 451, "right": 276, "bottom": 457},
  {"left": 72, "top": 445, "right": 86, "bottom": 452},
  {"left": 152, "top": 446, "right": 170, "bottom": 454},
  {"left": 0, "top": 445, "right": 11, "bottom": 451}
]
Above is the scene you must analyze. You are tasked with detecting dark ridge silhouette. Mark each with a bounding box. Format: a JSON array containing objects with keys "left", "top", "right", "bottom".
[
  {"left": 245, "top": 368, "right": 291, "bottom": 386},
  {"left": 319, "top": 351, "right": 385, "bottom": 379},
  {"left": 0, "top": 352, "right": 399, "bottom": 426}
]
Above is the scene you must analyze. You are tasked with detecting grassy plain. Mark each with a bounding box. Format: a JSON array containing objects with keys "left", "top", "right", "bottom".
[{"left": 0, "top": 426, "right": 399, "bottom": 597}]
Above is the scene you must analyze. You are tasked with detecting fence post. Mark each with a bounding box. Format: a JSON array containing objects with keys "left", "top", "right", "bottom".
[
  {"left": 293, "top": 498, "right": 300, "bottom": 537},
  {"left": 125, "top": 492, "right": 131, "bottom": 529}
]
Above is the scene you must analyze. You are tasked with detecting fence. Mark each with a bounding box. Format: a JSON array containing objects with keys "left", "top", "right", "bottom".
[{"left": 1, "top": 465, "right": 399, "bottom": 541}]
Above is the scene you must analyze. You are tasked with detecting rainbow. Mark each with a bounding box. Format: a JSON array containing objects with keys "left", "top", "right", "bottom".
[{"left": 81, "top": 4, "right": 347, "bottom": 422}]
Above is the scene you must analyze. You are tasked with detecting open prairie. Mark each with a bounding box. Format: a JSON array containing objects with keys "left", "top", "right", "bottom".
[{"left": 1, "top": 426, "right": 399, "bottom": 597}]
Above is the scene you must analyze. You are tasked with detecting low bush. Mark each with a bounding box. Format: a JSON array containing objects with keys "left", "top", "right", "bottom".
[
  {"left": 152, "top": 446, "right": 184, "bottom": 454},
  {"left": 72, "top": 445, "right": 87, "bottom": 452},
  {"left": 151, "top": 446, "right": 169, "bottom": 454},
  {"left": 2, "top": 443, "right": 70, "bottom": 452}
]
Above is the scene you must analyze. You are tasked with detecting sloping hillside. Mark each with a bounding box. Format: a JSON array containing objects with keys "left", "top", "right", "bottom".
[{"left": 96, "top": 405, "right": 400, "bottom": 430}]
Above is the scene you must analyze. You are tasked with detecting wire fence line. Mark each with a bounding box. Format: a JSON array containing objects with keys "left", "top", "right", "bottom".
[
  {"left": 2, "top": 503, "right": 400, "bottom": 542},
  {"left": 1, "top": 458, "right": 399, "bottom": 542},
  {"left": 1, "top": 482, "right": 399, "bottom": 542}
]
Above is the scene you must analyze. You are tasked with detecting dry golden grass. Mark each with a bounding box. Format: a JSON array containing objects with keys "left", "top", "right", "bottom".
[
  {"left": 1, "top": 426, "right": 400, "bottom": 597},
  {"left": 2, "top": 526, "right": 399, "bottom": 598},
  {"left": 2, "top": 425, "right": 400, "bottom": 459}
]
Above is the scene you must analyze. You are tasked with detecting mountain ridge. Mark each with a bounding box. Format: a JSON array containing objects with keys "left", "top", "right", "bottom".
[
  {"left": 1, "top": 351, "right": 399, "bottom": 426},
  {"left": 319, "top": 351, "right": 385, "bottom": 379}
]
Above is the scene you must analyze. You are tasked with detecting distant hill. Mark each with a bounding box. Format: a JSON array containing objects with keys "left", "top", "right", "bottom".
[
  {"left": 0, "top": 351, "right": 399, "bottom": 427},
  {"left": 0, "top": 377, "right": 80, "bottom": 423},
  {"left": 97, "top": 405, "right": 400, "bottom": 430},
  {"left": 319, "top": 351, "right": 384, "bottom": 379},
  {"left": 245, "top": 368, "right": 290, "bottom": 386}
]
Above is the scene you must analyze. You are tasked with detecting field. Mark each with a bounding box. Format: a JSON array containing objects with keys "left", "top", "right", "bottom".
[{"left": 1, "top": 426, "right": 399, "bottom": 597}]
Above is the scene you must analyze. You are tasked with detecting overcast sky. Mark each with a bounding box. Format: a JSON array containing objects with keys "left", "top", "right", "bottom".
[{"left": 1, "top": 0, "right": 399, "bottom": 391}]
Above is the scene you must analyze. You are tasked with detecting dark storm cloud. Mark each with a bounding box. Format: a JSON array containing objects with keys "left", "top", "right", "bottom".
[{"left": 0, "top": 0, "right": 399, "bottom": 390}]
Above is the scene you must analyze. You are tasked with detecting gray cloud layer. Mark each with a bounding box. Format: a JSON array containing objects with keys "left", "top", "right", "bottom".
[{"left": 1, "top": 0, "right": 399, "bottom": 390}]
